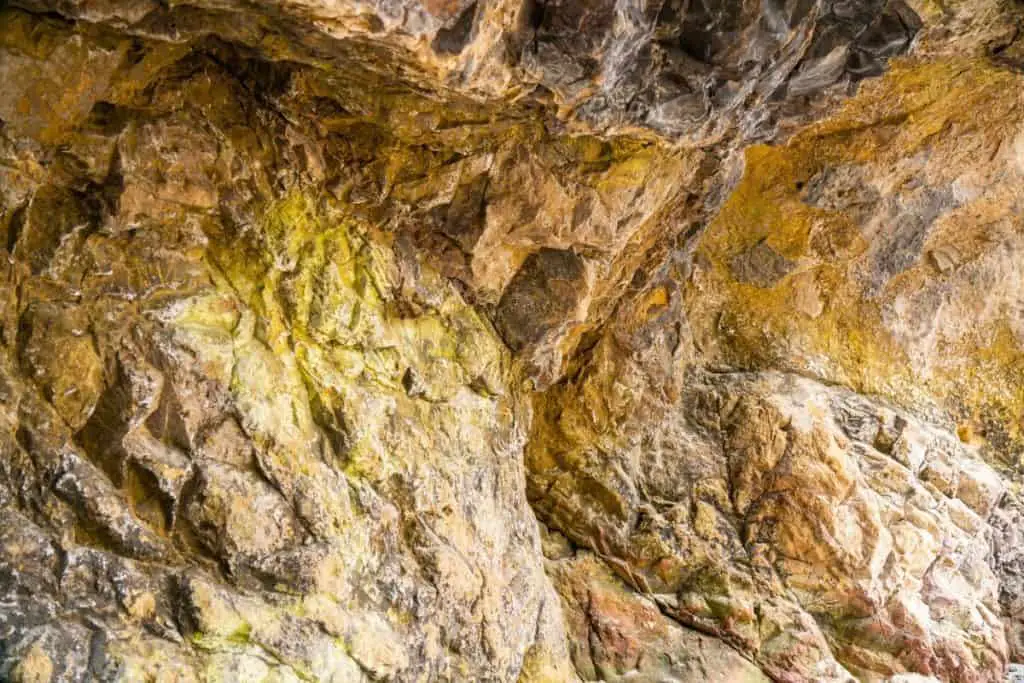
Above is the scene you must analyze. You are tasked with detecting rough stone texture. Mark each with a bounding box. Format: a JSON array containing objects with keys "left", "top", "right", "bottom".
[
  {"left": 531, "top": 359, "right": 1009, "bottom": 680},
  {"left": 544, "top": 541, "right": 771, "bottom": 683},
  {"left": 0, "top": 0, "right": 1023, "bottom": 681}
]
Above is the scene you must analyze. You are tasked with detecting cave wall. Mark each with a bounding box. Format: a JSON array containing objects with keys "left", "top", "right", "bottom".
[{"left": 0, "top": 0, "right": 1023, "bottom": 681}]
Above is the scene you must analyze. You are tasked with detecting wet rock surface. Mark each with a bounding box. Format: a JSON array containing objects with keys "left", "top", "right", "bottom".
[{"left": 0, "top": 0, "right": 1022, "bottom": 681}]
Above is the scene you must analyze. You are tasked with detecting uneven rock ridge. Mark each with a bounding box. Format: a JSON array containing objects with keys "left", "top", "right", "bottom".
[{"left": 0, "top": 0, "right": 1023, "bottom": 680}]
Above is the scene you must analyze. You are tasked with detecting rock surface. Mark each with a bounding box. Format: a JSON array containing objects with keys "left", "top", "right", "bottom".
[{"left": 0, "top": 0, "right": 1022, "bottom": 681}]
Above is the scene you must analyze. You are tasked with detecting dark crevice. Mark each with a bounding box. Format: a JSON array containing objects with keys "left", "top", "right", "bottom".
[
  {"left": 6, "top": 202, "right": 26, "bottom": 253},
  {"left": 991, "top": 25, "right": 1024, "bottom": 72},
  {"left": 431, "top": 1, "right": 478, "bottom": 55}
]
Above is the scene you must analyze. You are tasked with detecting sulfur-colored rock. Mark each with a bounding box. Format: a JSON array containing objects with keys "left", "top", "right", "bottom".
[{"left": 0, "top": 0, "right": 1023, "bottom": 680}]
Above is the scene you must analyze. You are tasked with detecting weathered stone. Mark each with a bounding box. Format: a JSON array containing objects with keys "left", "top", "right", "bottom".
[
  {"left": 548, "top": 547, "right": 771, "bottom": 682},
  {"left": 0, "top": 0, "right": 1023, "bottom": 680},
  {"left": 527, "top": 274, "right": 1013, "bottom": 680},
  {"left": 495, "top": 247, "right": 587, "bottom": 352}
]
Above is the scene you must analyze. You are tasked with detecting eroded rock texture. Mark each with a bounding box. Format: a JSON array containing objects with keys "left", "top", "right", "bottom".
[{"left": 0, "top": 0, "right": 1022, "bottom": 680}]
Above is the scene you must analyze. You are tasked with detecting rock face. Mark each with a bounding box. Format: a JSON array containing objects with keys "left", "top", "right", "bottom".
[{"left": 0, "top": 0, "right": 1022, "bottom": 681}]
